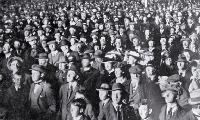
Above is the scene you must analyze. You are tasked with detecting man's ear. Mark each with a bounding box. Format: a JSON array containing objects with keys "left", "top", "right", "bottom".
[
  {"left": 149, "top": 108, "right": 152, "bottom": 115},
  {"left": 80, "top": 108, "right": 84, "bottom": 113},
  {"left": 40, "top": 73, "right": 45, "bottom": 78}
]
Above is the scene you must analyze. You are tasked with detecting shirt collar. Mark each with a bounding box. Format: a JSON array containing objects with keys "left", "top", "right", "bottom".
[{"left": 167, "top": 103, "right": 178, "bottom": 116}]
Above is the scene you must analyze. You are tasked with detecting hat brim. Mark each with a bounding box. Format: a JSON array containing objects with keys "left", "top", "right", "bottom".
[
  {"left": 188, "top": 98, "right": 200, "bottom": 105},
  {"left": 7, "top": 57, "right": 23, "bottom": 71},
  {"left": 96, "top": 88, "right": 110, "bottom": 91}
]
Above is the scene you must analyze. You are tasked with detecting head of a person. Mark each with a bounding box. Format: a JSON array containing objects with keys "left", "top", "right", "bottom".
[
  {"left": 115, "top": 38, "right": 122, "bottom": 48},
  {"left": 48, "top": 42, "right": 56, "bottom": 51},
  {"left": 114, "top": 64, "right": 125, "bottom": 78},
  {"left": 176, "top": 55, "right": 187, "bottom": 70},
  {"left": 138, "top": 100, "right": 152, "bottom": 119},
  {"left": 12, "top": 73, "right": 22, "bottom": 86},
  {"left": 97, "top": 83, "right": 110, "bottom": 101},
  {"left": 162, "top": 88, "right": 178, "bottom": 104},
  {"left": 70, "top": 98, "right": 87, "bottom": 118},
  {"left": 190, "top": 61, "right": 198, "bottom": 76},
  {"left": 31, "top": 64, "right": 45, "bottom": 82},
  {"left": 13, "top": 40, "right": 21, "bottom": 49},
  {"left": 3, "top": 42, "right": 11, "bottom": 54},
  {"left": 67, "top": 68, "right": 79, "bottom": 83},
  {"left": 189, "top": 89, "right": 200, "bottom": 116},
  {"left": 38, "top": 53, "right": 48, "bottom": 66},
  {"left": 145, "top": 65, "right": 155, "bottom": 77},
  {"left": 104, "top": 61, "right": 114, "bottom": 71},
  {"left": 132, "top": 37, "right": 140, "bottom": 47},
  {"left": 111, "top": 83, "right": 124, "bottom": 105},
  {"left": 9, "top": 58, "right": 22, "bottom": 72},
  {"left": 81, "top": 54, "right": 91, "bottom": 68}
]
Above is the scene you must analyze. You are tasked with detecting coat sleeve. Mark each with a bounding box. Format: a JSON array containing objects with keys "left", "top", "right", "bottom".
[
  {"left": 44, "top": 83, "right": 56, "bottom": 112},
  {"left": 85, "top": 103, "right": 97, "bottom": 120}
]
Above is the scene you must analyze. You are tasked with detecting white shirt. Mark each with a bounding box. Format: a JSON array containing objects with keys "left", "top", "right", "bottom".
[
  {"left": 166, "top": 103, "right": 178, "bottom": 116},
  {"left": 51, "top": 50, "right": 58, "bottom": 56},
  {"left": 68, "top": 82, "right": 77, "bottom": 90}
]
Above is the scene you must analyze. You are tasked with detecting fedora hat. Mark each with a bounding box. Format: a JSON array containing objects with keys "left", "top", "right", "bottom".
[
  {"left": 36, "top": 53, "right": 48, "bottom": 59},
  {"left": 167, "top": 74, "right": 180, "bottom": 83},
  {"left": 96, "top": 83, "right": 111, "bottom": 91},
  {"left": 188, "top": 89, "right": 200, "bottom": 105},
  {"left": 30, "top": 64, "right": 46, "bottom": 73},
  {"left": 111, "top": 83, "right": 125, "bottom": 91},
  {"left": 94, "top": 50, "right": 103, "bottom": 58},
  {"left": 47, "top": 40, "right": 56, "bottom": 45},
  {"left": 7, "top": 56, "right": 23, "bottom": 71}
]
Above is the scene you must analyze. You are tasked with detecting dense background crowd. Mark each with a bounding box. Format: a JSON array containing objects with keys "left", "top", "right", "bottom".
[{"left": 0, "top": 0, "right": 200, "bottom": 120}]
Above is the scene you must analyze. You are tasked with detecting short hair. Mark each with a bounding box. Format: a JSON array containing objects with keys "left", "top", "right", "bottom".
[{"left": 71, "top": 98, "right": 87, "bottom": 110}]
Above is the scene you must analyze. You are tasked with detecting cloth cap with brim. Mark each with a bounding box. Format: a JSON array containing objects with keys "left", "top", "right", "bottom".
[
  {"left": 60, "top": 40, "right": 71, "bottom": 47},
  {"left": 81, "top": 53, "right": 91, "bottom": 60},
  {"left": 188, "top": 89, "right": 200, "bottom": 105},
  {"left": 181, "top": 38, "right": 191, "bottom": 42},
  {"left": 94, "top": 50, "right": 103, "bottom": 58},
  {"left": 111, "top": 83, "right": 125, "bottom": 91},
  {"left": 30, "top": 64, "right": 46, "bottom": 73},
  {"left": 68, "top": 55, "right": 76, "bottom": 62},
  {"left": 129, "top": 65, "right": 142, "bottom": 74},
  {"left": 84, "top": 49, "right": 94, "bottom": 54},
  {"left": 167, "top": 74, "right": 180, "bottom": 83},
  {"left": 102, "top": 57, "right": 116, "bottom": 63},
  {"left": 24, "top": 25, "right": 32, "bottom": 31},
  {"left": 128, "top": 51, "right": 140, "bottom": 59},
  {"left": 57, "top": 56, "right": 68, "bottom": 63},
  {"left": 47, "top": 40, "right": 56, "bottom": 45},
  {"left": 96, "top": 83, "right": 111, "bottom": 91},
  {"left": 7, "top": 57, "right": 23, "bottom": 71},
  {"left": 36, "top": 53, "right": 48, "bottom": 59}
]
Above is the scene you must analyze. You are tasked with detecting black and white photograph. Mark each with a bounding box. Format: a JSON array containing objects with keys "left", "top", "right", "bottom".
[{"left": 0, "top": 0, "right": 200, "bottom": 119}]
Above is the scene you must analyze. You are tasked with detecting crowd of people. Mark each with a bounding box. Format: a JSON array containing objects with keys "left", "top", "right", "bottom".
[{"left": 0, "top": 0, "right": 200, "bottom": 120}]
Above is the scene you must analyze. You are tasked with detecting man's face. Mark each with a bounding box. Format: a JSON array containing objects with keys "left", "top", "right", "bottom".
[
  {"left": 148, "top": 41, "right": 154, "bottom": 47},
  {"left": 38, "top": 59, "right": 48, "bottom": 66},
  {"left": 31, "top": 70, "right": 41, "bottom": 82},
  {"left": 70, "top": 104, "right": 80, "bottom": 118},
  {"left": 81, "top": 59, "right": 90, "bottom": 67},
  {"left": 115, "top": 68, "right": 122, "bottom": 78},
  {"left": 29, "top": 40, "right": 37, "bottom": 48},
  {"left": 146, "top": 66, "right": 154, "bottom": 76},
  {"left": 10, "top": 60, "right": 20, "bottom": 72},
  {"left": 99, "top": 90, "right": 109, "bottom": 101},
  {"left": 139, "top": 105, "right": 149, "bottom": 119},
  {"left": 3, "top": 43, "right": 10, "bottom": 54},
  {"left": 14, "top": 41, "right": 21, "bottom": 49},
  {"left": 182, "top": 41, "right": 189, "bottom": 49},
  {"left": 177, "top": 61, "right": 185, "bottom": 70},
  {"left": 132, "top": 38, "right": 139, "bottom": 46},
  {"left": 191, "top": 66, "right": 197, "bottom": 76},
  {"left": 162, "top": 90, "right": 176, "bottom": 103},
  {"left": 67, "top": 70, "right": 76, "bottom": 82},
  {"left": 128, "top": 56, "right": 137, "bottom": 65},
  {"left": 100, "top": 37, "right": 106, "bottom": 46},
  {"left": 61, "top": 45, "right": 69, "bottom": 53},
  {"left": 13, "top": 75, "right": 22, "bottom": 86},
  {"left": 115, "top": 39, "right": 122, "bottom": 48},
  {"left": 112, "top": 90, "right": 123, "bottom": 104},
  {"left": 104, "top": 62, "right": 112, "bottom": 71},
  {"left": 160, "top": 38, "right": 166, "bottom": 46},
  {"left": 49, "top": 44, "right": 56, "bottom": 51}
]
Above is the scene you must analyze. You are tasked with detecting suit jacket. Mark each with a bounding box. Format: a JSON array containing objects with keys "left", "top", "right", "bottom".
[
  {"left": 182, "top": 110, "right": 198, "bottom": 120},
  {"left": 29, "top": 81, "right": 56, "bottom": 113},
  {"left": 98, "top": 99, "right": 112, "bottom": 120},
  {"left": 98, "top": 102, "right": 137, "bottom": 120},
  {"left": 59, "top": 83, "right": 80, "bottom": 120},
  {"left": 48, "top": 51, "right": 62, "bottom": 67},
  {"left": 159, "top": 104, "right": 186, "bottom": 120}
]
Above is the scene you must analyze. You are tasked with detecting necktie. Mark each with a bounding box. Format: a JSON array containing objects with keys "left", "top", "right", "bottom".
[
  {"left": 167, "top": 108, "right": 172, "bottom": 120},
  {"left": 116, "top": 106, "right": 121, "bottom": 120}
]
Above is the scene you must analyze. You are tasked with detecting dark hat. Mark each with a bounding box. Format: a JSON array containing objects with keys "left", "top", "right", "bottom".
[
  {"left": 188, "top": 89, "right": 200, "bottom": 105},
  {"left": 96, "top": 83, "right": 111, "bottom": 91},
  {"left": 30, "top": 64, "right": 46, "bottom": 73},
  {"left": 60, "top": 40, "right": 71, "bottom": 47},
  {"left": 129, "top": 65, "right": 142, "bottom": 74},
  {"left": 102, "top": 57, "right": 116, "bottom": 63},
  {"left": 47, "top": 40, "right": 56, "bottom": 45},
  {"left": 36, "top": 53, "right": 48, "bottom": 59},
  {"left": 68, "top": 64, "right": 78, "bottom": 72},
  {"left": 81, "top": 53, "right": 90, "bottom": 60},
  {"left": 167, "top": 74, "right": 180, "bottom": 83},
  {"left": 57, "top": 56, "right": 68, "bottom": 63},
  {"left": 94, "top": 50, "right": 103, "bottom": 58},
  {"left": 181, "top": 38, "right": 191, "bottom": 42},
  {"left": 176, "top": 54, "right": 187, "bottom": 62},
  {"left": 111, "top": 83, "right": 125, "bottom": 91}
]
